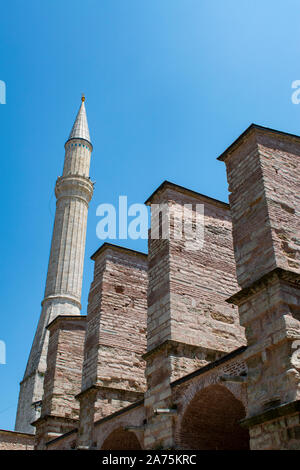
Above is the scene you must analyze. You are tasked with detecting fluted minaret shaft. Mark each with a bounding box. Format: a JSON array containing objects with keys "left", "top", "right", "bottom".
[{"left": 15, "top": 97, "right": 93, "bottom": 433}]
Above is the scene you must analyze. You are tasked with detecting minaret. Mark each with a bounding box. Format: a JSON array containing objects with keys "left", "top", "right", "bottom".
[{"left": 15, "top": 96, "right": 94, "bottom": 433}]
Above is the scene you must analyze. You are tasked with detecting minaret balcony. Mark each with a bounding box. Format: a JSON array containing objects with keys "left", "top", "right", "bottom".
[{"left": 55, "top": 174, "right": 94, "bottom": 204}]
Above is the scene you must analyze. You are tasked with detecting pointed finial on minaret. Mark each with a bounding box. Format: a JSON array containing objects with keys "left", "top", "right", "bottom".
[{"left": 66, "top": 94, "right": 91, "bottom": 145}]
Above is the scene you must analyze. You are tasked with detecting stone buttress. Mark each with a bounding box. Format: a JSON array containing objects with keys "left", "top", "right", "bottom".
[
  {"left": 219, "top": 124, "right": 300, "bottom": 450},
  {"left": 76, "top": 244, "right": 148, "bottom": 449},
  {"left": 33, "top": 316, "right": 86, "bottom": 449},
  {"left": 143, "top": 181, "right": 246, "bottom": 449}
]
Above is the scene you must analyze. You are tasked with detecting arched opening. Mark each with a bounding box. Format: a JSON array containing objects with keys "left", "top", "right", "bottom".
[
  {"left": 179, "top": 384, "right": 249, "bottom": 450},
  {"left": 101, "top": 427, "right": 142, "bottom": 450}
]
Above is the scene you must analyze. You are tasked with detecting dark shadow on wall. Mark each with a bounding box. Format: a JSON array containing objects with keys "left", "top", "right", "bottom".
[
  {"left": 101, "top": 427, "right": 142, "bottom": 450},
  {"left": 179, "top": 384, "right": 249, "bottom": 450}
]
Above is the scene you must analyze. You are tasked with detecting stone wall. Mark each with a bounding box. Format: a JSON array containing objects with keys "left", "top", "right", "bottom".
[
  {"left": 167, "top": 187, "right": 244, "bottom": 357},
  {"left": 46, "top": 429, "right": 78, "bottom": 450},
  {"left": 11, "top": 124, "right": 300, "bottom": 451},
  {"left": 171, "top": 347, "right": 248, "bottom": 449},
  {"left": 219, "top": 125, "right": 300, "bottom": 288},
  {"left": 143, "top": 182, "right": 246, "bottom": 449},
  {"left": 77, "top": 244, "right": 148, "bottom": 448},
  {"left": 42, "top": 316, "right": 86, "bottom": 418},
  {"left": 34, "top": 315, "right": 86, "bottom": 449},
  {"left": 94, "top": 402, "right": 145, "bottom": 449},
  {"left": 248, "top": 410, "right": 300, "bottom": 450},
  {"left": 0, "top": 430, "right": 34, "bottom": 450},
  {"left": 81, "top": 244, "right": 148, "bottom": 392},
  {"left": 220, "top": 124, "right": 300, "bottom": 449}
]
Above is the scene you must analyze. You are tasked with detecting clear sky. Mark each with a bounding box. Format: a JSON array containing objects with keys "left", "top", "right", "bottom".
[{"left": 1, "top": 0, "right": 300, "bottom": 430}]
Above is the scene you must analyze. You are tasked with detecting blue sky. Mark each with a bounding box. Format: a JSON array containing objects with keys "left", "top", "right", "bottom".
[{"left": 1, "top": 0, "right": 300, "bottom": 430}]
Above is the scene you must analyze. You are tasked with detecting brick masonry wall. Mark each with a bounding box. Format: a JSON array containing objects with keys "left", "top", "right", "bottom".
[
  {"left": 82, "top": 246, "right": 148, "bottom": 393},
  {"left": 34, "top": 417, "right": 78, "bottom": 450},
  {"left": 258, "top": 132, "right": 300, "bottom": 275},
  {"left": 34, "top": 316, "right": 86, "bottom": 449},
  {"left": 94, "top": 403, "right": 145, "bottom": 449},
  {"left": 42, "top": 316, "right": 86, "bottom": 419},
  {"left": 144, "top": 183, "right": 246, "bottom": 449},
  {"left": 0, "top": 430, "right": 34, "bottom": 450},
  {"left": 237, "top": 277, "right": 300, "bottom": 415},
  {"left": 146, "top": 187, "right": 245, "bottom": 362},
  {"left": 167, "top": 188, "right": 245, "bottom": 356},
  {"left": 77, "top": 245, "right": 148, "bottom": 448},
  {"left": 172, "top": 350, "right": 248, "bottom": 449},
  {"left": 46, "top": 429, "right": 78, "bottom": 450},
  {"left": 93, "top": 388, "right": 143, "bottom": 422},
  {"left": 169, "top": 343, "right": 225, "bottom": 382},
  {"left": 221, "top": 128, "right": 300, "bottom": 289},
  {"left": 177, "top": 384, "right": 249, "bottom": 450},
  {"left": 221, "top": 132, "right": 271, "bottom": 288},
  {"left": 144, "top": 211, "right": 173, "bottom": 449},
  {"left": 44, "top": 349, "right": 250, "bottom": 450},
  {"left": 249, "top": 412, "right": 300, "bottom": 450},
  {"left": 220, "top": 126, "right": 300, "bottom": 449}
]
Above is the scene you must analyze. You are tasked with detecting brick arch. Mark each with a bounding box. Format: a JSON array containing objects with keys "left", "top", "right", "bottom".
[
  {"left": 175, "top": 364, "right": 248, "bottom": 419},
  {"left": 100, "top": 427, "right": 142, "bottom": 450},
  {"left": 176, "top": 384, "right": 249, "bottom": 450}
]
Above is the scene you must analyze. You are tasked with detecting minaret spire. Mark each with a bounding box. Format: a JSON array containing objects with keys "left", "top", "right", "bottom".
[
  {"left": 68, "top": 94, "right": 91, "bottom": 144},
  {"left": 15, "top": 96, "right": 94, "bottom": 433}
]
